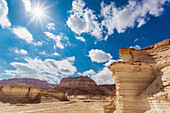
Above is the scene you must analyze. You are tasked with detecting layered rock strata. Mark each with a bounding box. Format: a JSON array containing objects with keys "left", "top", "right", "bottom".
[
  {"left": 105, "top": 39, "right": 170, "bottom": 113},
  {"left": 0, "top": 78, "right": 55, "bottom": 90},
  {"left": 54, "top": 76, "right": 116, "bottom": 97},
  {"left": 0, "top": 85, "right": 68, "bottom": 104}
]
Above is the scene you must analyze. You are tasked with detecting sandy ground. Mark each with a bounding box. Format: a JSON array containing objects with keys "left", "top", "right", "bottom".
[{"left": 0, "top": 100, "right": 109, "bottom": 113}]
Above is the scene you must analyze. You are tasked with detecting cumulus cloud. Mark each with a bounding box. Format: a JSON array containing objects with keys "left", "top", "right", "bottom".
[
  {"left": 75, "top": 36, "right": 85, "bottom": 42},
  {"left": 82, "top": 69, "right": 96, "bottom": 76},
  {"left": 21, "top": 0, "right": 32, "bottom": 12},
  {"left": 12, "top": 26, "right": 33, "bottom": 43},
  {"left": 66, "top": 0, "right": 103, "bottom": 40},
  {"left": 39, "top": 51, "right": 60, "bottom": 57},
  {"left": 33, "top": 41, "right": 43, "bottom": 46},
  {"left": 130, "top": 45, "right": 141, "bottom": 49},
  {"left": 4, "top": 56, "right": 77, "bottom": 84},
  {"left": 82, "top": 67, "right": 114, "bottom": 84},
  {"left": 13, "top": 49, "right": 28, "bottom": 55},
  {"left": 66, "top": 0, "right": 169, "bottom": 40},
  {"left": 0, "top": 0, "right": 11, "bottom": 28},
  {"left": 46, "top": 23, "right": 55, "bottom": 31},
  {"left": 53, "top": 52, "right": 60, "bottom": 56},
  {"left": 101, "top": 0, "right": 170, "bottom": 35},
  {"left": 44, "top": 32, "right": 69, "bottom": 49},
  {"left": 88, "top": 49, "right": 112, "bottom": 63},
  {"left": 104, "top": 59, "right": 122, "bottom": 67}
]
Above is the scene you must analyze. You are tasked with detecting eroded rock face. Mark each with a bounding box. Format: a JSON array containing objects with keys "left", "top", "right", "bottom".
[
  {"left": 54, "top": 76, "right": 116, "bottom": 97},
  {"left": 0, "top": 85, "right": 68, "bottom": 104},
  {"left": 0, "top": 85, "right": 41, "bottom": 103},
  {"left": 107, "top": 39, "right": 170, "bottom": 113}
]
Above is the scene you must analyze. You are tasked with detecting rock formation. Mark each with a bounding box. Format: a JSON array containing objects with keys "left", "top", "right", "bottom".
[
  {"left": 54, "top": 76, "right": 116, "bottom": 97},
  {"left": 0, "top": 85, "right": 68, "bottom": 104},
  {"left": 0, "top": 78, "right": 55, "bottom": 90},
  {"left": 104, "top": 39, "right": 170, "bottom": 113}
]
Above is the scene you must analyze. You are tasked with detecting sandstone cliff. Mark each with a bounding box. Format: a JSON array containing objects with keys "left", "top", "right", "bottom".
[
  {"left": 0, "top": 85, "right": 68, "bottom": 104},
  {"left": 105, "top": 39, "right": 170, "bottom": 113},
  {"left": 0, "top": 78, "right": 55, "bottom": 90},
  {"left": 54, "top": 76, "right": 116, "bottom": 97}
]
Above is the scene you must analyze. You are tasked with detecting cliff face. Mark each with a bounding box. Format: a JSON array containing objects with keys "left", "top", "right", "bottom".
[
  {"left": 54, "top": 76, "right": 116, "bottom": 97},
  {"left": 0, "top": 78, "right": 55, "bottom": 90},
  {"left": 106, "top": 39, "right": 170, "bottom": 113},
  {"left": 0, "top": 85, "right": 68, "bottom": 104},
  {"left": 0, "top": 85, "right": 41, "bottom": 103}
]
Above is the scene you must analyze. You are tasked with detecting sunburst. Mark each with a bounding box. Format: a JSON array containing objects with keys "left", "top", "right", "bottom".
[{"left": 27, "top": 1, "right": 52, "bottom": 26}]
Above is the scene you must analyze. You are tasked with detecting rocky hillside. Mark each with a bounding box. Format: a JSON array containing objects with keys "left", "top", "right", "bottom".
[
  {"left": 54, "top": 76, "right": 116, "bottom": 97},
  {"left": 0, "top": 78, "right": 55, "bottom": 90},
  {"left": 104, "top": 39, "right": 170, "bottom": 113}
]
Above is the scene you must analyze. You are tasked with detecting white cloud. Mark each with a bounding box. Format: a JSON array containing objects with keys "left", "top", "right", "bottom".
[
  {"left": 39, "top": 51, "right": 46, "bottom": 55},
  {"left": 21, "top": 0, "right": 32, "bottom": 12},
  {"left": 82, "top": 67, "right": 114, "bottom": 84},
  {"left": 75, "top": 36, "right": 85, "bottom": 42},
  {"left": 0, "top": 0, "right": 11, "bottom": 28},
  {"left": 46, "top": 23, "right": 55, "bottom": 31},
  {"left": 66, "top": 0, "right": 169, "bottom": 41},
  {"left": 82, "top": 69, "right": 96, "bottom": 76},
  {"left": 44, "top": 32, "right": 69, "bottom": 49},
  {"left": 101, "top": 0, "right": 170, "bottom": 35},
  {"left": 104, "top": 59, "right": 122, "bottom": 67},
  {"left": 53, "top": 52, "right": 60, "bottom": 56},
  {"left": 104, "top": 59, "right": 116, "bottom": 67},
  {"left": 39, "top": 51, "right": 60, "bottom": 57},
  {"left": 134, "top": 38, "right": 138, "bottom": 43},
  {"left": 66, "top": 0, "right": 103, "bottom": 41},
  {"left": 88, "top": 49, "right": 112, "bottom": 63},
  {"left": 12, "top": 26, "right": 33, "bottom": 43},
  {"left": 33, "top": 41, "right": 43, "bottom": 46},
  {"left": 12, "top": 48, "right": 28, "bottom": 55},
  {"left": 4, "top": 56, "right": 77, "bottom": 84},
  {"left": 93, "top": 67, "right": 114, "bottom": 84},
  {"left": 130, "top": 45, "right": 141, "bottom": 49}
]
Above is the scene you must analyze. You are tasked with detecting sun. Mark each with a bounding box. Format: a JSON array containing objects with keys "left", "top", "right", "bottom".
[
  {"left": 32, "top": 7, "right": 44, "bottom": 18},
  {"left": 27, "top": 1, "right": 52, "bottom": 26}
]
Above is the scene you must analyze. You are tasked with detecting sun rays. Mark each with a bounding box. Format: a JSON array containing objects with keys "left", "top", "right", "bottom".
[{"left": 27, "top": 1, "right": 52, "bottom": 27}]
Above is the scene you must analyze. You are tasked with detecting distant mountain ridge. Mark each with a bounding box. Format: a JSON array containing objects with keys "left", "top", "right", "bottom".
[{"left": 0, "top": 78, "right": 55, "bottom": 90}]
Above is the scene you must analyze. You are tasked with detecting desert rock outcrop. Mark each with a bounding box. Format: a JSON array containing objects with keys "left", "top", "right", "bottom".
[
  {"left": 0, "top": 85, "right": 68, "bottom": 104},
  {"left": 54, "top": 76, "right": 116, "bottom": 97},
  {"left": 105, "top": 39, "right": 170, "bottom": 113}
]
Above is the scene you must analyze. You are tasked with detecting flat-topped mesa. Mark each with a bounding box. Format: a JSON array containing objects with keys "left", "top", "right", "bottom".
[
  {"left": 105, "top": 39, "right": 170, "bottom": 113},
  {"left": 59, "top": 76, "right": 98, "bottom": 88},
  {"left": 54, "top": 76, "right": 115, "bottom": 97}
]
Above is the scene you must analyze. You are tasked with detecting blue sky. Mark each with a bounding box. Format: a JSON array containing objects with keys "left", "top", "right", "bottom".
[{"left": 0, "top": 0, "right": 170, "bottom": 84}]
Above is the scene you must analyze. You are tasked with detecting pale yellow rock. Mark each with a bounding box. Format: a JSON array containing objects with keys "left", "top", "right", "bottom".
[
  {"left": 105, "top": 39, "right": 170, "bottom": 113},
  {"left": 0, "top": 85, "right": 68, "bottom": 103}
]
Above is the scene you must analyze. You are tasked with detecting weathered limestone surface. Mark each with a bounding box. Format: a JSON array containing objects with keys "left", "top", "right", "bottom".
[
  {"left": 106, "top": 39, "right": 170, "bottom": 113},
  {"left": 0, "top": 85, "right": 68, "bottom": 104}
]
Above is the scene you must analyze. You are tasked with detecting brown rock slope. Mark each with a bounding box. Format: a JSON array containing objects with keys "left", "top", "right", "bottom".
[
  {"left": 104, "top": 39, "right": 170, "bottom": 113},
  {"left": 54, "top": 76, "right": 116, "bottom": 97},
  {"left": 0, "top": 78, "right": 55, "bottom": 90}
]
